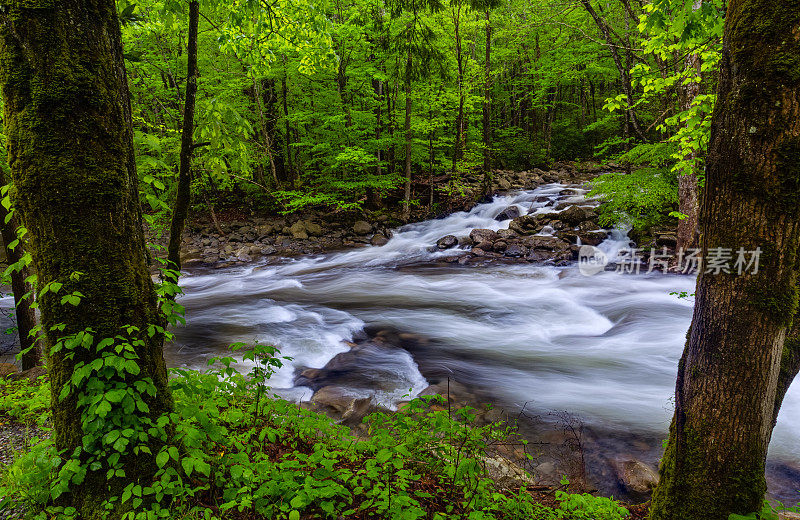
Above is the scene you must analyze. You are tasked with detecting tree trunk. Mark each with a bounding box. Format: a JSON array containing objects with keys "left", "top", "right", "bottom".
[
  {"left": 676, "top": 0, "right": 703, "bottom": 252},
  {"left": 167, "top": 0, "right": 199, "bottom": 273},
  {"left": 0, "top": 171, "right": 39, "bottom": 370},
  {"left": 579, "top": 0, "right": 646, "bottom": 142},
  {"left": 282, "top": 64, "right": 295, "bottom": 187},
  {"left": 650, "top": 1, "right": 800, "bottom": 518},
  {"left": 452, "top": 0, "right": 465, "bottom": 171},
  {"left": 0, "top": 0, "right": 173, "bottom": 516},
  {"left": 403, "top": 53, "right": 413, "bottom": 221},
  {"left": 480, "top": 9, "right": 492, "bottom": 197}
]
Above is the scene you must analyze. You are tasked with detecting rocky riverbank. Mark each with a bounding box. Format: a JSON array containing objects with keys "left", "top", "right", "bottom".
[{"left": 171, "top": 164, "right": 606, "bottom": 268}]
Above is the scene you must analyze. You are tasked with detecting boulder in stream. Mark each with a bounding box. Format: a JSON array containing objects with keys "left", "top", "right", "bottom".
[
  {"left": 437, "top": 235, "right": 459, "bottom": 249},
  {"left": 612, "top": 459, "right": 659, "bottom": 494},
  {"left": 495, "top": 206, "right": 521, "bottom": 221},
  {"left": 470, "top": 229, "right": 499, "bottom": 250}
]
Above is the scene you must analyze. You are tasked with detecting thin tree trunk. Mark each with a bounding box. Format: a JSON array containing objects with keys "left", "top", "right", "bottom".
[
  {"left": 676, "top": 0, "right": 703, "bottom": 251},
  {"left": 253, "top": 78, "right": 279, "bottom": 186},
  {"left": 0, "top": 0, "right": 174, "bottom": 516},
  {"left": 0, "top": 171, "right": 39, "bottom": 370},
  {"left": 579, "top": 0, "right": 646, "bottom": 142},
  {"left": 650, "top": 2, "right": 800, "bottom": 518},
  {"left": 282, "top": 64, "right": 295, "bottom": 187},
  {"left": 481, "top": 9, "right": 493, "bottom": 197},
  {"left": 452, "top": 0, "right": 465, "bottom": 171},
  {"left": 167, "top": 0, "right": 199, "bottom": 273},
  {"left": 403, "top": 53, "right": 413, "bottom": 221}
]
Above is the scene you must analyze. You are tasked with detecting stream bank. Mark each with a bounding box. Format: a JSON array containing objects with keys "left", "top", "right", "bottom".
[{"left": 167, "top": 180, "right": 800, "bottom": 505}]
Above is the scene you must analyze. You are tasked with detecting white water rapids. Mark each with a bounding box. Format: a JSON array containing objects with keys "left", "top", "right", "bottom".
[{"left": 170, "top": 183, "right": 800, "bottom": 498}]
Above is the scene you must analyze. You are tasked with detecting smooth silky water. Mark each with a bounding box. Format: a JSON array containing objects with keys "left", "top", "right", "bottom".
[{"left": 169, "top": 184, "right": 800, "bottom": 500}]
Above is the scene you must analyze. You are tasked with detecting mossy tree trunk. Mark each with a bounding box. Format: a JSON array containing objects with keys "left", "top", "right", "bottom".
[
  {"left": 0, "top": 0, "right": 173, "bottom": 516},
  {"left": 649, "top": 1, "right": 800, "bottom": 518}
]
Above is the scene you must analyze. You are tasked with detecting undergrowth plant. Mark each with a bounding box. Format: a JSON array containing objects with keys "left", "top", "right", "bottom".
[{"left": 0, "top": 341, "right": 643, "bottom": 520}]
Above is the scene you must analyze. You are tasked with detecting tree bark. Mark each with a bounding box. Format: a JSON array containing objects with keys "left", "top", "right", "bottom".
[
  {"left": 0, "top": 170, "right": 39, "bottom": 370},
  {"left": 676, "top": 0, "right": 703, "bottom": 252},
  {"left": 0, "top": 0, "right": 173, "bottom": 516},
  {"left": 649, "top": 1, "right": 800, "bottom": 518},
  {"left": 167, "top": 0, "right": 199, "bottom": 273}
]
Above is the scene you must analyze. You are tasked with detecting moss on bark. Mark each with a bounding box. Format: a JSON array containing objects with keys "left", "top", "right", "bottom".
[
  {"left": 649, "top": 1, "right": 800, "bottom": 519},
  {"left": 0, "top": 0, "right": 173, "bottom": 517}
]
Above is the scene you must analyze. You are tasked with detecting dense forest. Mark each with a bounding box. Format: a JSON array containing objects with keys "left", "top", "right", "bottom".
[
  {"left": 115, "top": 0, "right": 720, "bottom": 227},
  {"left": 0, "top": 0, "right": 799, "bottom": 520}
]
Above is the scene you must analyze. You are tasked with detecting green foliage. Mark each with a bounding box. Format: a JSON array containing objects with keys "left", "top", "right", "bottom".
[
  {"left": 116, "top": 0, "right": 651, "bottom": 216},
  {"left": 0, "top": 377, "right": 50, "bottom": 427},
  {"left": 589, "top": 143, "right": 679, "bottom": 231},
  {"left": 0, "top": 348, "right": 635, "bottom": 520},
  {"left": 0, "top": 438, "right": 59, "bottom": 512},
  {"left": 555, "top": 489, "right": 630, "bottom": 520},
  {"left": 728, "top": 500, "right": 782, "bottom": 520}
]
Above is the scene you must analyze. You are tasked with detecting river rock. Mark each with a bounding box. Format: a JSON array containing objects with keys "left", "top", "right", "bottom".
[
  {"left": 504, "top": 244, "right": 528, "bottom": 257},
  {"left": 578, "top": 230, "right": 608, "bottom": 246},
  {"left": 496, "top": 229, "right": 518, "bottom": 240},
  {"left": 311, "top": 386, "right": 376, "bottom": 426},
  {"left": 509, "top": 215, "right": 545, "bottom": 235},
  {"left": 496, "top": 178, "right": 512, "bottom": 190},
  {"left": 483, "top": 455, "right": 538, "bottom": 489},
  {"left": 305, "top": 221, "right": 323, "bottom": 237},
  {"left": 290, "top": 221, "right": 308, "bottom": 239},
  {"left": 493, "top": 241, "right": 507, "bottom": 253},
  {"left": 555, "top": 205, "right": 594, "bottom": 226},
  {"left": 495, "top": 206, "right": 521, "bottom": 221},
  {"left": 612, "top": 459, "right": 659, "bottom": 494},
  {"left": 260, "top": 245, "right": 277, "bottom": 255},
  {"left": 353, "top": 221, "right": 372, "bottom": 235},
  {"left": 437, "top": 235, "right": 459, "bottom": 249},
  {"left": 256, "top": 224, "right": 274, "bottom": 237},
  {"left": 371, "top": 234, "right": 390, "bottom": 247},
  {"left": 470, "top": 229, "right": 499, "bottom": 250},
  {"left": 522, "top": 235, "right": 571, "bottom": 251}
]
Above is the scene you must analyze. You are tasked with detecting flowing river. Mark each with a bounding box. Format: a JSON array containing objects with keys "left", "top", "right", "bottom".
[{"left": 170, "top": 184, "right": 800, "bottom": 501}]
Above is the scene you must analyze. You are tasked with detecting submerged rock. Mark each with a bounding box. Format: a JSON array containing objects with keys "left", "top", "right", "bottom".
[{"left": 612, "top": 459, "right": 659, "bottom": 494}]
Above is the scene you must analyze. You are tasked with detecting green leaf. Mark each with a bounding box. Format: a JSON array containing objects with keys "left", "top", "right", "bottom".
[{"left": 156, "top": 451, "right": 169, "bottom": 468}]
